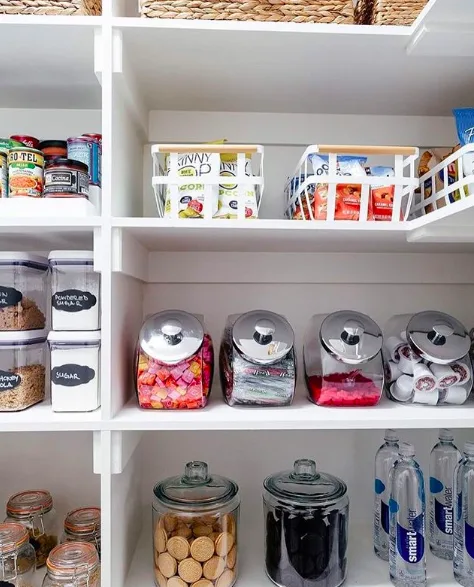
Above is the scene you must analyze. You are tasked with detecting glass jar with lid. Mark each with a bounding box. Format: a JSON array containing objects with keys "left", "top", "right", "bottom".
[
  {"left": 5, "top": 490, "right": 58, "bottom": 568},
  {"left": 42, "top": 542, "right": 100, "bottom": 587},
  {"left": 135, "top": 310, "right": 214, "bottom": 410},
  {"left": 0, "top": 522, "right": 36, "bottom": 587},
  {"left": 304, "top": 310, "right": 384, "bottom": 406},
  {"left": 61, "top": 508, "right": 100, "bottom": 558},
  {"left": 152, "top": 461, "right": 239, "bottom": 587},
  {"left": 384, "top": 312, "right": 472, "bottom": 406},
  {"left": 219, "top": 310, "right": 296, "bottom": 406},
  {"left": 263, "top": 459, "right": 349, "bottom": 587}
]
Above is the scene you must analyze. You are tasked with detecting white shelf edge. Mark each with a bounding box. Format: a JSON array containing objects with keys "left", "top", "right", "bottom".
[{"left": 0, "top": 14, "right": 103, "bottom": 26}]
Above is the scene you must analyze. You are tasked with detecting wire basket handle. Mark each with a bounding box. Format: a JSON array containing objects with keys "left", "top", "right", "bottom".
[
  {"left": 155, "top": 144, "right": 260, "bottom": 154},
  {"left": 316, "top": 145, "right": 417, "bottom": 156}
]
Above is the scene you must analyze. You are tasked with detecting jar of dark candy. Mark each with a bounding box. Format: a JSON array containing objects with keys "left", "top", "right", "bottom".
[{"left": 263, "top": 459, "right": 349, "bottom": 587}]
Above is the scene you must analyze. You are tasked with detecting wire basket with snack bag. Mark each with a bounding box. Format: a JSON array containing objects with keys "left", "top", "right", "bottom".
[{"left": 285, "top": 145, "right": 419, "bottom": 222}]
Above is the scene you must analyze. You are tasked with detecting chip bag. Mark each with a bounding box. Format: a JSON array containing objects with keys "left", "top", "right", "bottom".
[
  {"left": 214, "top": 153, "right": 258, "bottom": 219},
  {"left": 367, "top": 166, "right": 395, "bottom": 221},
  {"left": 454, "top": 108, "right": 474, "bottom": 197}
]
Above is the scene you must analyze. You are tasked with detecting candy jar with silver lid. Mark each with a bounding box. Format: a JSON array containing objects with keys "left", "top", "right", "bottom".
[
  {"left": 304, "top": 311, "right": 384, "bottom": 407},
  {"left": 152, "top": 461, "right": 239, "bottom": 587},
  {"left": 219, "top": 310, "right": 296, "bottom": 406},
  {"left": 42, "top": 543, "right": 100, "bottom": 587},
  {"left": 384, "top": 312, "right": 472, "bottom": 406},
  {"left": 5, "top": 490, "right": 58, "bottom": 569},
  {"left": 61, "top": 508, "right": 100, "bottom": 558},
  {"left": 0, "top": 522, "right": 36, "bottom": 587},
  {"left": 264, "top": 459, "right": 349, "bottom": 587},
  {"left": 135, "top": 310, "right": 214, "bottom": 410}
]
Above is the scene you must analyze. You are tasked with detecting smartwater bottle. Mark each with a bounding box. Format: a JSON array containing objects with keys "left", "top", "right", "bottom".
[
  {"left": 429, "top": 428, "right": 460, "bottom": 560},
  {"left": 454, "top": 442, "right": 474, "bottom": 587},
  {"left": 374, "top": 429, "right": 399, "bottom": 560},
  {"left": 389, "top": 442, "right": 427, "bottom": 587}
]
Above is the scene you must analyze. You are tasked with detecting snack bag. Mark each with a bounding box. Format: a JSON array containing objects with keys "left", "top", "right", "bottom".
[
  {"left": 454, "top": 108, "right": 474, "bottom": 196},
  {"left": 214, "top": 153, "right": 258, "bottom": 219},
  {"left": 417, "top": 148, "right": 457, "bottom": 213},
  {"left": 289, "top": 173, "right": 315, "bottom": 219},
  {"left": 310, "top": 154, "right": 367, "bottom": 220},
  {"left": 164, "top": 151, "right": 220, "bottom": 219},
  {"left": 367, "top": 166, "right": 395, "bottom": 221}
]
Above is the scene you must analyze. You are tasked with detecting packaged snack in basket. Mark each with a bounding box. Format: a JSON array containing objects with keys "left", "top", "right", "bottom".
[
  {"left": 454, "top": 108, "right": 474, "bottom": 196},
  {"left": 310, "top": 154, "right": 367, "bottom": 220},
  {"left": 214, "top": 152, "right": 258, "bottom": 219},
  {"left": 367, "top": 166, "right": 395, "bottom": 221},
  {"left": 418, "top": 148, "right": 459, "bottom": 213},
  {"left": 164, "top": 152, "right": 220, "bottom": 219},
  {"left": 289, "top": 173, "right": 315, "bottom": 220}
]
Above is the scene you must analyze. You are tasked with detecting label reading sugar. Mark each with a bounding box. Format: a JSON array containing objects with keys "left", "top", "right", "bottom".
[
  {"left": 0, "top": 370, "right": 21, "bottom": 390},
  {"left": 0, "top": 286, "right": 22, "bottom": 307},
  {"left": 52, "top": 289, "right": 96, "bottom": 312},
  {"left": 52, "top": 364, "right": 95, "bottom": 387}
]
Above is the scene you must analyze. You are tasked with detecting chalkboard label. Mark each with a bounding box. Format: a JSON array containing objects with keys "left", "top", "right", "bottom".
[
  {"left": 0, "top": 370, "right": 21, "bottom": 391},
  {"left": 52, "top": 289, "right": 96, "bottom": 313},
  {"left": 0, "top": 286, "right": 22, "bottom": 308},
  {"left": 52, "top": 364, "right": 95, "bottom": 387}
]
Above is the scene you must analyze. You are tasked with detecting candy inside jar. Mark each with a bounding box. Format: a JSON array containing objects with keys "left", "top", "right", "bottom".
[{"left": 135, "top": 311, "right": 214, "bottom": 410}]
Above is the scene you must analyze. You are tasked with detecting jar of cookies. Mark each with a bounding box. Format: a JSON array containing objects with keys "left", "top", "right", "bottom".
[
  {"left": 0, "top": 522, "right": 36, "bottom": 587},
  {"left": 5, "top": 490, "right": 59, "bottom": 569},
  {"left": 152, "top": 461, "right": 239, "bottom": 587}
]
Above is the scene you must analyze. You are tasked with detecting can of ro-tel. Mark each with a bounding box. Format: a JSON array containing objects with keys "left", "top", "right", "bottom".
[
  {"left": 0, "top": 152, "right": 7, "bottom": 198},
  {"left": 67, "top": 136, "right": 101, "bottom": 187},
  {"left": 8, "top": 147, "right": 44, "bottom": 198}
]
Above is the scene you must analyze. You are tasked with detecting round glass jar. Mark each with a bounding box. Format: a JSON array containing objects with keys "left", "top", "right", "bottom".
[
  {"left": 5, "top": 490, "right": 58, "bottom": 568},
  {"left": 43, "top": 159, "right": 89, "bottom": 199},
  {"left": 0, "top": 522, "right": 36, "bottom": 587},
  {"left": 263, "top": 459, "right": 349, "bottom": 587},
  {"left": 42, "top": 542, "right": 100, "bottom": 587},
  {"left": 61, "top": 508, "right": 101, "bottom": 558},
  {"left": 152, "top": 461, "right": 239, "bottom": 587}
]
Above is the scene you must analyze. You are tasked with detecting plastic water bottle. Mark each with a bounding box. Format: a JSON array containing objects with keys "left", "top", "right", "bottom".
[
  {"left": 429, "top": 428, "right": 460, "bottom": 559},
  {"left": 453, "top": 442, "right": 474, "bottom": 587},
  {"left": 374, "top": 429, "right": 399, "bottom": 560},
  {"left": 389, "top": 442, "right": 427, "bottom": 587}
]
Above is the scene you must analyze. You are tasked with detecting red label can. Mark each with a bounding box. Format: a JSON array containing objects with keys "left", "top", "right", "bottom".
[{"left": 10, "top": 135, "right": 40, "bottom": 149}]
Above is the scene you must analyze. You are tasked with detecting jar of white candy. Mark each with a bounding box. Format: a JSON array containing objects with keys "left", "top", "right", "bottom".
[{"left": 384, "top": 311, "right": 472, "bottom": 406}]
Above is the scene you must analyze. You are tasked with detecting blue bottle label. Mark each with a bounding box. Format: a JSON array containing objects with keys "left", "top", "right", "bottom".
[
  {"left": 382, "top": 500, "right": 390, "bottom": 534},
  {"left": 466, "top": 522, "right": 474, "bottom": 559},
  {"left": 457, "top": 492, "right": 463, "bottom": 521},
  {"left": 397, "top": 513, "right": 425, "bottom": 563},
  {"left": 375, "top": 478, "right": 385, "bottom": 494}
]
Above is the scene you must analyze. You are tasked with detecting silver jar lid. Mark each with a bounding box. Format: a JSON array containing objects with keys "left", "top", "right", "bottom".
[
  {"left": 407, "top": 311, "right": 470, "bottom": 364},
  {"left": 138, "top": 310, "right": 204, "bottom": 364},
  {"left": 232, "top": 310, "right": 294, "bottom": 364},
  {"left": 320, "top": 310, "right": 382, "bottom": 365}
]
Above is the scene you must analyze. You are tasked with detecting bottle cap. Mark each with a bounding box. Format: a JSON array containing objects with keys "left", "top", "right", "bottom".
[
  {"left": 384, "top": 429, "right": 399, "bottom": 442},
  {"left": 439, "top": 429, "right": 454, "bottom": 442},
  {"left": 464, "top": 442, "right": 474, "bottom": 457},
  {"left": 399, "top": 442, "right": 415, "bottom": 457}
]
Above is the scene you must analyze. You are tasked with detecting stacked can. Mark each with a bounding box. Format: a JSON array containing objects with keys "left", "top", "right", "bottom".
[{"left": 67, "top": 135, "right": 101, "bottom": 188}]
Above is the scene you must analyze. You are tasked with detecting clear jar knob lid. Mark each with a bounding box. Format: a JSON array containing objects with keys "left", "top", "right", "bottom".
[{"left": 407, "top": 311, "right": 470, "bottom": 364}]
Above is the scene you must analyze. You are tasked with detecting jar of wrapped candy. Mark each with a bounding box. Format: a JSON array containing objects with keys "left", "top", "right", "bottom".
[
  {"left": 135, "top": 310, "right": 214, "bottom": 410},
  {"left": 264, "top": 459, "right": 349, "bottom": 587},
  {"left": 304, "top": 311, "right": 384, "bottom": 406},
  {"left": 384, "top": 311, "right": 472, "bottom": 406}
]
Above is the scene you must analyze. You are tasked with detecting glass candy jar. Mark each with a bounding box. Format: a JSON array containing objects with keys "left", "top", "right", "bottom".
[
  {"left": 220, "top": 310, "right": 296, "bottom": 406},
  {"left": 5, "top": 490, "right": 58, "bottom": 569},
  {"left": 42, "top": 543, "right": 100, "bottom": 587},
  {"left": 264, "top": 459, "right": 349, "bottom": 587},
  {"left": 152, "top": 461, "right": 240, "bottom": 587},
  {"left": 61, "top": 508, "right": 101, "bottom": 558},
  {"left": 384, "top": 312, "right": 472, "bottom": 406},
  {"left": 304, "top": 311, "right": 384, "bottom": 406},
  {"left": 135, "top": 311, "right": 214, "bottom": 410},
  {"left": 0, "top": 522, "right": 36, "bottom": 587}
]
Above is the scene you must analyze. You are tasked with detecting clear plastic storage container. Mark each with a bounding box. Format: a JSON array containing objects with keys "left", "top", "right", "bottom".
[
  {"left": 384, "top": 311, "right": 472, "bottom": 406},
  {"left": 304, "top": 311, "right": 384, "bottom": 406},
  {"left": 219, "top": 310, "right": 296, "bottom": 406},
  {"left": 62, "top": 508, "right": 101, "bottom": 558},
  {"left": 48, "top": 251, "right": 100, "bottom": 331},
  {"left": 0, "top": 330, "right": 47, "bottom": 412},
  {"left": 135, "top": 310, "right": 214, "bottom": 410},
  {"left": 5, "top": 490, "right": 59, "bottom": 569},
  {"left": 42, "top": 543, "right": 100, "bottom": 587},
  {"left": 153, "top": 461, "right": 239, "bottom": 587},
  {"left": 0, "top": 253, "right": 47, "bottom": 331},
  {"left": 0, "top": 522, "right": 36, "bottom": 587},
  {"left": 48, "top": 331, "right": 101, "bottom": 412},
  {"left": 263, "top": 459, "right": 349, "bottom": 587}
]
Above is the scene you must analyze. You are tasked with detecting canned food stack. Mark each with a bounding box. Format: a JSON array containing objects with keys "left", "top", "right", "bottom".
[
  {"left": 47, "top": 251, "right": 101, "bottom": 413},
  {"left": 384, "top": 312, "right": 472, "bottom": 406}
]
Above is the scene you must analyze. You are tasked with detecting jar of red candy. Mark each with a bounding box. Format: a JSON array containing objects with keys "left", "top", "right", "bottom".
[
  {"left": 135, "top": 310, "right": 214, "bottom": 410},
  {"left": 304, "top": 310, "right": 384, "bottom": 407},
  {"left": 384, "top": 312, "right": 472, "bottom": 406}
]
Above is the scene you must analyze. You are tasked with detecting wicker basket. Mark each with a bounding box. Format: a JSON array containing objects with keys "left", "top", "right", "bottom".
[
  {"left": 0, "top": 0, "right": 101, "bottom": 15},
  {"left": 139, "top": 0, "right": 354, "bottom": 23},
  {"left": 355, "top": 0, "right": 427, "bottom": 25}
]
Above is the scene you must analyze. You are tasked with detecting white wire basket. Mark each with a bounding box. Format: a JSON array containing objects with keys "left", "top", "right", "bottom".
[
  {"left": 412, "top": 144, "right": 474, "bottom": 217},
  {"left": 285, "top": 145, "right": 419, "bottom": 222},
  {"left": 151, "top": 144, "right": 264, "bottom": 220}
]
